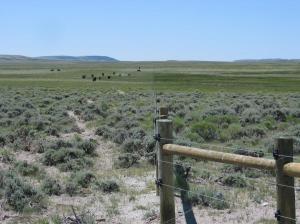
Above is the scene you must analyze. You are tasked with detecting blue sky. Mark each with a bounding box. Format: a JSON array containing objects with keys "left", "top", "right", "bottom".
[{"left": 0, "top": 0, "right": 299, "bottom": 61}]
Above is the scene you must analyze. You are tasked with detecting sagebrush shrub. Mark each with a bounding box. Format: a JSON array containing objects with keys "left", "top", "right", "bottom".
[
  {"left": 14, "top": 161, "right": 39, "bottom": 176},
  {"left": 234, "top": 148, "right": 264, "bottom": 157},
  {"left": 0, "top": 149, "right": 15, "bottom": 163},
  {"left": 129, "top": 127, "right": 146, "bottom": 139},
  {"left": 115, "top": 153, "right": 140, "bottom": 168},
  {"left": 202, "top": 106, "right": 235, "bottom": 118},
  {"left": 41, "top": 178, "right": 62, "bottom": 196},
  {"left": 188, "top": 187, "right": 229, "bottom": 210},
  {"left": 42, "top": 148, "right": 84, "bottom": 166},
  {"left": 71, "top": 171, "right": 95, "bottom": 188},
  {"left": 2, "top": 171, "right": 45, "bottom": 212},
  {"left": 222, "top": 174, "right": 247, "bottom": 188},
  {"left": 77, "top": 139, "right": 97, "bottom": 155},
  {"left": 244, "top": 126, "right": 266, "bottom": 138},
  {"left": 241, "top": 108, "right": 261, "bottom": 124},
  {"left": 191, "top": 121, "right": 218, "bottom": 141},
  {"left": 0, "top": 135, "right": 6, "bottom": 147},
  {"left": 46, "top": 126, "right": 60, "bottom": 137},
  {"left": 51, "top": 139, "right": 73, "bottom": 150},
  {"left": 112, "top": 129, "right": 128, "bottom": 144},
  {"left": 121, "top": 138, "right": 143, "bottom": 153},
  {"left": 173, "top": 116, "right": 185, "bottom": 133},
  {"left": 58, "top": 157, "right": 93, "bottom": 172},
  {"left": 205, "top": 115, "right": 238, "bottom": 129},
  {"left": 93, "top": 179, "right": 119, "bottom": 193},
  {"left": 65, "top": 181, "right": 79, "bottom": 196}
]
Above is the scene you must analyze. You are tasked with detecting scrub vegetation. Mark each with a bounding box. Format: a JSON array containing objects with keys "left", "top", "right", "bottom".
[{"left": 1, "top": 60, "right": 300, "bottom": 223}]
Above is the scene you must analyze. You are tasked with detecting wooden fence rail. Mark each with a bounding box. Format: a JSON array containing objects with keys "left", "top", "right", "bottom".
[{"left": 156, "top": 117, "right": 300, "bottom": 224}]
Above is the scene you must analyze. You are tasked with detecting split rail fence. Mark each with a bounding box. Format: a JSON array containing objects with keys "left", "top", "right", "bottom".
[{"left": 155, "top": 108, "right": 300, "bottom": 224}]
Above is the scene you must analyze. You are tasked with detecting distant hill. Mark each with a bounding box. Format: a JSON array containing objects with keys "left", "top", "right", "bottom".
[
  {"left": 0, "top": 55, "right": 118, "bottom": 62},
  {"left": 234, "top": 58, "right": 300, "bottom": 63},
  {"left": 36, "top": 55, "right": 118, "bottom": 62},
  {"left": 0, "top": 55, "right": 32, "bottom": 61}
]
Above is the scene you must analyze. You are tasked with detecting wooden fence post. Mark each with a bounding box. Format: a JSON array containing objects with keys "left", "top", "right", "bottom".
[
  {"left": 156, "top": 107, "right": 168, "bottom": 196},
  {"left": 275, "top": 137, "right": 295, "bottom": 224},
  {"left": 157, "top": 118, "right": 175, "bottom": 224},
  {"left": 159, "top": 107, "right": 168, "bottom": 119}
]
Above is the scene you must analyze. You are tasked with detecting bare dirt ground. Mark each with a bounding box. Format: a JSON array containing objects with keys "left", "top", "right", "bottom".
[{"left": 0, "top": 110, "right": 289, "bottom": 224}]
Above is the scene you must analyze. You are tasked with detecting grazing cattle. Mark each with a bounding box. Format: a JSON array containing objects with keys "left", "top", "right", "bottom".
[
  {"left": 107, "top": 76, "right": 111, "bottom": 79},
  {"left": 98, "top": 76, "right": 101, "bottom": 80},
  {"left": 102, "top": 73, "right": 105, "bottom": 76},
  {"left": 92, "top": 77, "right": 97, "bottom": 82},
  {"left": 82, "top": 75, "right": 86, "bottom": 79}
]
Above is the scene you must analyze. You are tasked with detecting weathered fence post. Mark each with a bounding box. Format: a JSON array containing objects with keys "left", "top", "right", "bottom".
[
  {"left": 156, "top": 107, "right": 168, "bottom": 196},
  {"left": 159, "top": 107, "right": 168, "bottom": 119},
  {"left": 275, "top": 137, "right": 295, "bottom": 224},
  {"left": 157, "top": 118, "right": 175, "bottom": 224}
]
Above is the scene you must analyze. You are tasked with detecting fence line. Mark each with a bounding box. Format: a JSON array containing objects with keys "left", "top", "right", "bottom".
[
  {"left": 155, "top": 113, "right": 299, "bottom": 224},
  {"left": 160, "top": 182, "right": 298, "bottom": 223},
  {"left": 158, "top": 158, "right": 300, "bottom": 192}
]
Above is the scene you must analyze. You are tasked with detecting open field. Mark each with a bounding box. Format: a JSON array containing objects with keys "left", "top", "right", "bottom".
[
  {"left": 1, "top": 61, "right": 300, "bottom": 91},
  {"left": 1, "top": 61, "right": 300, "bottom": 223}
]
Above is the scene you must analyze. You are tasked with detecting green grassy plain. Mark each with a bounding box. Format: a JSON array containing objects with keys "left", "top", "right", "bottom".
[{"left": 1, "top": 61, "right": 300, "bottom": 92}]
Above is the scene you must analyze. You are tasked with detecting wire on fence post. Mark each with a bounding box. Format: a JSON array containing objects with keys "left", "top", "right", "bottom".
[
  {"left": 155, "top": 106, "right": 168, "bottom": 196},
  {"left": 274, "top": 137, "right": 296, "bottom": 224},
  {"left": 157, "top": 117, "right": 175, "bottom": 224}
]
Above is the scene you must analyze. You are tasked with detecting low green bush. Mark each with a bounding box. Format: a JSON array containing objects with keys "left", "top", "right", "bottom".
[
  {"left": 173, "top": 116, "right": 185, "bottom": 133},
  {"left": 184, "top": 130, "right": 205, "bottom": 143},
  {"left": 237, "top": 149, "right": 264, "bottom": 158},
  {"left": 46, "top": 126, "right": 60, "bottom": 137},
  {"left": 65, "top": 181, "right": 79, "bottom": 196},
  {"left": 0, "top": 135, "right": 6, "bottom": 147},
  {"left": 226, "top": 123, "right": 244, "bottom": 139},
  {"left": 14, "top": 161, "right": 39, "bottom": 176},
  {"left": 205, "top": 115, "right": 238, "bottom": 128},
  {"left": 2, "top": 171, "right": 45, "bottom": 212},
  {"left": 58, "top": 157, "right": 93, "bottom": 171},
  {"left": 93, "top": 179, "right": 119, "bottom": 193},
  {"left": 0, "top": 148, "right": 15, "bottom": 163},
  {"left": 188, "top": 187, "right": 229, "bottom": 210},
  {"left": 71, "top": 171, "right": 96, "bottom": 188},
  {"left": 42, "top": 148, "right": 84, "bottom": 166},
  {"left": 77, "top": 139, "right": 97, "bottom": 155},
  {"left": 244, "top": 126, "right": 266, "bottom": 138},
  {"left": 222, "top": 164, "right": 262, "bottom": 178},
  {"left": 222, "top": 174, "right": 247, "bottom": 188},
  {"left": 244, "top": 169, "right": 262, "bottom": 178},
  {"left": 241, "top": 108, "right": 262, "bottom": 124},
  {"left": 51, "top": 139, "right": 73, "bottom": 150},
  {"left": 263, "top": 116, "right": 277, "bottom": 130},
  {"left": 191, "top": 121, "right": 218, "bottom": 141},
  {"left": 42, "top": 148, "right": 92, "bottom": 171},
  {"left": 41, "top": 178, "right": 62, "bottom": 196},
  {"left": 112, "top": 129, "right": 128, "bottom": 144},
  {"left": 95, "top": 125, "right": 114, "bottom": 140},
  {"left": 115, "top": 153, "right": 140, "bottom": 168},
  {"left": 121, "top": 138, "right": 143, "bottom": 153}
]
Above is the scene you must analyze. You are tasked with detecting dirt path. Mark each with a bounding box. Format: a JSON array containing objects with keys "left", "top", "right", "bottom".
[
  {"left": 60, "top": 111, "right": 279, "bottom": 224},
  {"left": 67, "top": 111, "right": 94, "bottom": 139}
]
